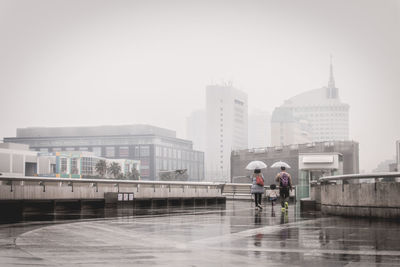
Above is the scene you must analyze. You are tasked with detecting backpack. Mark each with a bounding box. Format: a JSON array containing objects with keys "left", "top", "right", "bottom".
[
  {"left": 280, "top": 172, "right": 290, "bottom": 188},
  {"left": 256, "top": 175, "right": 264, "bottom": 186}
]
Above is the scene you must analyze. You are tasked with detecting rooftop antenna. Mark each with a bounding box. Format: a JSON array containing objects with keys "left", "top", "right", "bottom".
[{"left": 328, "top": 54, "right": 335, "bottom": 88}]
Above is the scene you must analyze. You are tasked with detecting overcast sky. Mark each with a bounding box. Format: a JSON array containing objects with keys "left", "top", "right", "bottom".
[{"left": 0, "top": 0, "right": 399, "bottom": 172}]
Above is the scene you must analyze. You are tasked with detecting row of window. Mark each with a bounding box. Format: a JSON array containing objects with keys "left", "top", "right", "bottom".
[
  {"left": 38, "top": 146, "right": 151, "bottom": 158},
  {"left": 155, "top": 146, "right": 202, "bottom": 161},
  {"left": 155, "top": 159, "right": 204, "bottom": 171},
  {"left": 293, "top": 106, "right": 348, "bottom": 112}
]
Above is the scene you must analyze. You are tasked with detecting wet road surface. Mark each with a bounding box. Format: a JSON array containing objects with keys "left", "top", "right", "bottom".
[{"left": 1, "top": 201, "right": 400, "bottom": 266}]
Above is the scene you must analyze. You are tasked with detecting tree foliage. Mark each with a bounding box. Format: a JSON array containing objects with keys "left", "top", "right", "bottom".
[
  {"left": 108, "top": 162, "right": 121, "bottom": 179},
  {"left": 95, "top": 160, "right": 107, "bottom": 178}
]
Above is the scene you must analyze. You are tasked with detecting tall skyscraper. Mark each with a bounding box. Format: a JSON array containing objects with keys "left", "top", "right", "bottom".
[
  {"left": 205, "top": 83, "right": 248, "bottom": 181},
  {"left": 248, "top": 109, "right": 271, "bottom": 148},
  {"left": 186, "top": 109, "right": 206, "bottom": 152},
  {"left": 271, "top": 59, "right": 349, "bottom": 146}
]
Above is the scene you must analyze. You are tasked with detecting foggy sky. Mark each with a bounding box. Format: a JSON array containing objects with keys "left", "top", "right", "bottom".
[{"left": 0, "top": 0, "right": 399, "bottom": 172}]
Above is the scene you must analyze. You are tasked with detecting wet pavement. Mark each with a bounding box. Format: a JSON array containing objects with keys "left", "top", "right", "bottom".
[{"left": 1, "top": 201, "right": 400, "bottom": 266}]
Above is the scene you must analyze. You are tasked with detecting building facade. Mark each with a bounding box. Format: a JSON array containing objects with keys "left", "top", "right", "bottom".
[
  {"left": 271, "top": 107, "right": 311, "bottom": 146},
  {"left": 0, "top": 143, "right": 39, "bottom": 177},
  {"left": 248, "top": 109, "right": 271, "bottom": 149},
  {"left": 186, "top": 109, "right": 206, "bottom": 152},
  {"left": 205, "top": 84, "right": 248, "bottom": 182},
  {"left": 0, "top": 143, "right": 140, "bottom": 179},
  {"left": 231, "top": 140, "right": 359, "bottom": 185},
  {"left": 271, "top": 61, "right": 349, "bottom": 146},
  {"left": 4, "top": 125, "right": 204, "bottom": 181}
]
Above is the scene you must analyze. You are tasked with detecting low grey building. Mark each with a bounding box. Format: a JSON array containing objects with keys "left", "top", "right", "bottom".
[
  {"left": 5, "top": 125, "right": 204, "bottom": 181},
  {"left": 231, "top": 141, "right": 359, "bottom": 185}
]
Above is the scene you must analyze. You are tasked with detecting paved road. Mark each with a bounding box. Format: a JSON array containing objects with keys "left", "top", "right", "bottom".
[{"left": 1, "top": 201, "right": 400, "bottom": 266}]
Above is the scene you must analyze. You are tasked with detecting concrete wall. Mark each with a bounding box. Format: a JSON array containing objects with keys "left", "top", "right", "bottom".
[
  {"left": 0, "top": 181, "right": 222, "bottom": 201},
  {"left": 320, "top": 182, "right": 400, "bottom": 219}
]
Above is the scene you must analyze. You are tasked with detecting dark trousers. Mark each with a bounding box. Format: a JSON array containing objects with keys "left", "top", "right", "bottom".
[
  {"left": 279, "top": 187, "right": 290, "bottom": 208},
  {"left": 254, "top": 193, "right": 262, "bottom": 206}
]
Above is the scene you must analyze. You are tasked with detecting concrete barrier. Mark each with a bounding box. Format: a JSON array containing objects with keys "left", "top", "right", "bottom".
[
  {"left": 321, "top": 182, "right": 400, "bottom": 218},
  {"left": 304, "top": 172, "right": 400, "bottom": 219},
  {"left": 0, "top": 176, "right": 223, "bottom": 201}
]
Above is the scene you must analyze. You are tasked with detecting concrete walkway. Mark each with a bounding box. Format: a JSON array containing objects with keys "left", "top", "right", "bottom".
[{"left": 1, "top": 201, "right": 400, "bottom": 266}]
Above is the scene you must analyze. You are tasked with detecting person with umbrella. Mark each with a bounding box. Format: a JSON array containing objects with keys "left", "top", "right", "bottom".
[
  {"left": 272, "top": 161, "right": 293, "bottom": 212},
  {"left": 246, "top": 161, "right": 267, "bottom": 210}
]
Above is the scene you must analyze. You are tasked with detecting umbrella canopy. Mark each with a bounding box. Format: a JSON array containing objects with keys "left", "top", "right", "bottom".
[
  {"left": 245, "top": 160, "right": 267, "bottom": 170},
  {"left": 270, "top": 161, "right": 291, "bottom": 168}
]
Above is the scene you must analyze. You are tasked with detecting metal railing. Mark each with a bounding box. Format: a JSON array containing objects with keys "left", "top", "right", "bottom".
[
  {"left": 221, "top": 183, "right": 296, "bottom": 200},
  {"left": 318, "top": 172, "right": 400, "bottom": 183}
]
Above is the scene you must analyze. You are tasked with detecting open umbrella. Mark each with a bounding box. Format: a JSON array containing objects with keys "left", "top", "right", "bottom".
[
  {"left": 270, "top": 161, "right": 291, "bottom": 168},
  {"left": 245, "top": 160, "right": 267, "bottom": 170}
]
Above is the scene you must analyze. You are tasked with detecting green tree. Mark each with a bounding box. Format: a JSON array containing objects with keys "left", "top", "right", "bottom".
[
  {"left": 108, "top": 162, "right": 121, "bottom": 179},
  {"left": 95, "top": 160, "right": 107, "bottom": 178},
  {"left": 129, "top": 165, "right": 140, "bottom": 180}
]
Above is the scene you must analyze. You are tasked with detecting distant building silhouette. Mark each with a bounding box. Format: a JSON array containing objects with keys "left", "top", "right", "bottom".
[
  {"left": 4, "top": 124, "right": 204, "bottom": 181},
  {"left": 186, "top": 109, "right": 206, "bottom": 152},
  {"left": 271, "top": 58, "right": 349, "bottom": 146},
  {"left": 248, "top": 109, "right": 271, "bottom": 148},
  {"left": 205, "top": 83, "right": 248, "bottom": 182}
]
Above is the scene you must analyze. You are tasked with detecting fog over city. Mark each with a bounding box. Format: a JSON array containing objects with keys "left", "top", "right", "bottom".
[{"left": 0, "top": 0, "right": 399, "bottom": 172}]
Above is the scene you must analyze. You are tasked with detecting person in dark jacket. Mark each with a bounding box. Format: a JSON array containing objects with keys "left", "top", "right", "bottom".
[{"left": 251, "top": 169, "right": 265, "bottom": 210}]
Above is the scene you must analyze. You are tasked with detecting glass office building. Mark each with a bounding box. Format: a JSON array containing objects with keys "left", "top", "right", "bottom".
[{"left": 5, "top": 125, "right": 204, "bottom": 181}]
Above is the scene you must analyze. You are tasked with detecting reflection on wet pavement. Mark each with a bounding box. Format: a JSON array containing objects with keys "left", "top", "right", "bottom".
[{"left": 1, "top": 200, "right": 400, "bottom": 266}]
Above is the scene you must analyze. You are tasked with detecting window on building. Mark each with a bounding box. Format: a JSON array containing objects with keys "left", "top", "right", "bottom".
[
  {"left": 71, "top": 158, "right": 78, "bottom": 175},
  {"left": 163, "top": 160, "right": 167, "bottom": 170},
  {"left": 92, "top": 147, "right": 102, "bottom": 157},
  {"left": 105, "top": 147, "right": 115, "bottom": 158},
  {"left": 81, "top": 157, "right": 93, "bottom": 176},
  {"left": 140, "top": 146, "right": 150, "bottom": 157},
  {"left": 156, "top": 146, "right": 161, "bottom": 157},
  {"left": 79, "top": 147, "right": 88, "bottom": 151},
  {"left": 60, "top": 158, "right": 68, "bottom": 174},
  {"left": 141, "top": 169, "right": 149, "bottom": 177},
  {"left": 141, "top": 159, "right": 149, "bottom": 168},
  {"left": 119, "top": 146, "right": 129, "bottom": 158}
]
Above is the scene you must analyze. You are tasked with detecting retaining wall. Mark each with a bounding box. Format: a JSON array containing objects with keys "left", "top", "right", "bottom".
[{"left": 320, "top": 182, "right": 400, "bottom": 219}]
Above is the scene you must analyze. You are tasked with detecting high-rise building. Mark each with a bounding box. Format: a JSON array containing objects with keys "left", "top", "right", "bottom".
[
  {"left": 186, "top": 109, "right": 206, "bottom": 152},
  {"left": 271, "top": 107, "right": 311, "bottom": 146},
  {"left": 205, "top": 83, "right": 248, "bottom": 181},
  {"left": 271, "top": 59, "right": 349, "bottom": 146},
  {"left": 248, "top": 109, "right": 271, "bottom": 148}
]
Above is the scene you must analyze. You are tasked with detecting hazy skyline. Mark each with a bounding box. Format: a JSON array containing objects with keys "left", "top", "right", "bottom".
[{"left": 0, "top": 0, "right": 399, "bottom": 172}]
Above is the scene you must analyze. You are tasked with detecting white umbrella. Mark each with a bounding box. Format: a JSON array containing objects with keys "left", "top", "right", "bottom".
[
  {"left": 270, "top": 161, "right": 291, "bottom": 168},
  {"left": 245, "top": 160, "right": 267, "bottom": 170}
]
